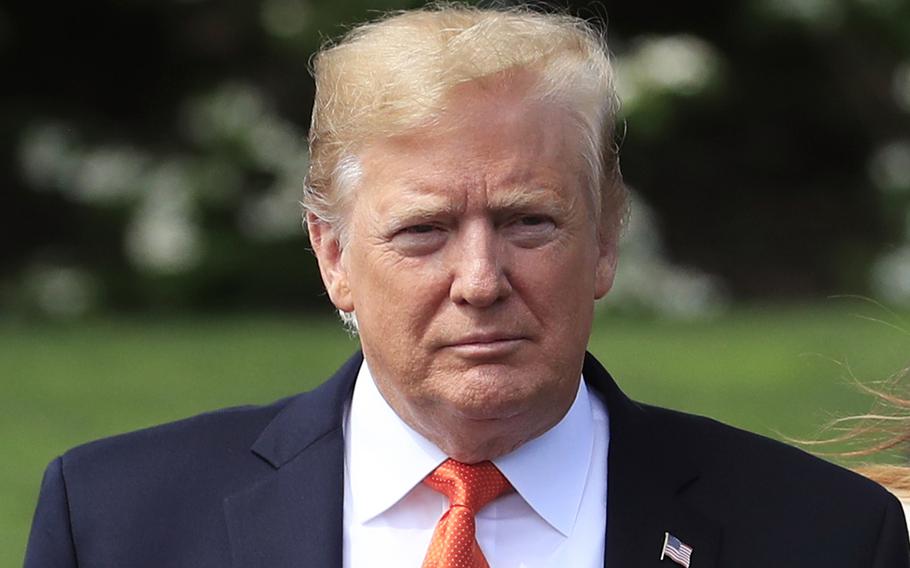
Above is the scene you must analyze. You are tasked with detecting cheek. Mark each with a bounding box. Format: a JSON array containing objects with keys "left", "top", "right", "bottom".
[
  {"left": 350, "top": 255, "right": 451, "bottom": 340},
  {"left": 515, "top": 247, "right": 596, "bottom": 309}
]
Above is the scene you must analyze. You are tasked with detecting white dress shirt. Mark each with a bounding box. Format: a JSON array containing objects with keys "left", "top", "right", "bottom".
[{"left": 343, "top": 360, "right": 609, "bottom": 567}]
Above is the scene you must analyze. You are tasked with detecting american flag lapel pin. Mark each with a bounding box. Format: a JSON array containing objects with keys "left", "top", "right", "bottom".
[{"left": 660, "top": 532, "right": 693, "bottom": 567}]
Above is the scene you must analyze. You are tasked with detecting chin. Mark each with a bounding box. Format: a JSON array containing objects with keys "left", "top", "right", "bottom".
[
  {"left": 448, "top": 389, "right": 531, "bottom": 423},
  {"left": 445, "top": 416, "right": 544, "bottom": 463},
  {"left": 449, "top": 356, "right": 532, "bottom": 381}
]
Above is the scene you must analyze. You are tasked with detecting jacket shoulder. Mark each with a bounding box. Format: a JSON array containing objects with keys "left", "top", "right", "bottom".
[
  {"left": 638, "top": 401, "right": 909, "bottom": 563},
  {"left": 43, "top": 396, "right": 314, "bottom": 566},
  {"left": 642, "top": 402, "right": 895, "bottom": 503},
  {"left": 62, "top": 396, "right": 292, "bottom": 475}
]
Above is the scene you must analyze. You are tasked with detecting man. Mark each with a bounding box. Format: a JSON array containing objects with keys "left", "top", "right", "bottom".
[{"left": 25, "top": 6, "right": 909, "bottom": 568}]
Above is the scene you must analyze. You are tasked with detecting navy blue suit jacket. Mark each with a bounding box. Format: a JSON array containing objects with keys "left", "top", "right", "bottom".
[{"left": 25, "top": 352, "right": 910, "bottom": 567}]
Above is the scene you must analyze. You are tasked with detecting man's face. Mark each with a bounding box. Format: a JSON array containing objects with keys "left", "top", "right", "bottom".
[{"left": 311, "top": 80, "right": 617, "bottom": 462}]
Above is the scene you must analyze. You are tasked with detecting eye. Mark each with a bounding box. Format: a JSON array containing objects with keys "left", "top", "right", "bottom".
[
  {"left": 511, "top": 214, "right": 555, "bottom": 230},
  {"left": 518, "top": 215, "right": 549, "bottom": 226},
  {"left": 403, "top": 224, "right": 437, "bottom": 234},
  {"left": 504, "top": 214, "right": 557, "bottom": 246},
  {"left": 391, "top": 223, "right": 447, "bottom": 255}
]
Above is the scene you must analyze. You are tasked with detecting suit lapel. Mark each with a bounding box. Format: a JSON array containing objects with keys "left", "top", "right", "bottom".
[
  {"left": 584, "top": 353, "right": 722, "bottom": 568},
  {"left": 223, "top": 354, "right": 362, "bottom": 568},
  {"left": 223, "top": 351, "right": 722, "bottom": 567}
]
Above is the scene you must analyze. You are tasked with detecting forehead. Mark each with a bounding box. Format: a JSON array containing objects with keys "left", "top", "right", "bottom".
[{"left": 354, "top": 80, "right": 588, "bottom": 211}]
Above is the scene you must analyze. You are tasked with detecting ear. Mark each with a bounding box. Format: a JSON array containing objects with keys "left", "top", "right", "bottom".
[
  {"left": 307, "top": 212, "right": 355, "bottom": 313},
  {"left": 594, "top": 238, "right": 618, "bottom": 300}
]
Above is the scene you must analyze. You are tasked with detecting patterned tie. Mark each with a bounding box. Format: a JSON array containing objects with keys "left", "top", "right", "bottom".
[{"left": 421, "top": 459, "right": 513, "bottom": 568}]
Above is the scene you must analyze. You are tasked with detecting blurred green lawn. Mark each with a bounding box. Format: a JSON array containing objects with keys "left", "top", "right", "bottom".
[{"left": 3, "top": 303, "right": 908, "bottom": 567}]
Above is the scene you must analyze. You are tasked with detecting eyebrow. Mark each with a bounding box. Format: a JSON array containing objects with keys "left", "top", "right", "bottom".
[
  {"left": 487, "top": 185, "right": 569, "bottom": 213},
  {"left": 383, "top": 183, "right": 571, "bottom": 225},
  {"left": 381, "top": 190, "right": 459, "bottom": 223}
]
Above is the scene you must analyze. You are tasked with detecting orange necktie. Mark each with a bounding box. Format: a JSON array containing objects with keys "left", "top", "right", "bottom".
[{"left": 421, "top": 459, "right": 513, "bottom": 568}]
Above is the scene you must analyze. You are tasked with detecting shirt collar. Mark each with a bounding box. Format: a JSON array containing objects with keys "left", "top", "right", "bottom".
[
  {"left": 346, "top": 360, "right": 597, "bottom": 536},
  {"left": 492, "top": 376, "right": 596, "bottom": 536},
  {"left": 347, "top": 361, "right": 447, "bottom": 524}
]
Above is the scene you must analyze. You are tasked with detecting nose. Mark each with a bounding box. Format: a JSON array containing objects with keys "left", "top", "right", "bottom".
[{"left": 449, "top": 222, "right": 512, "bottom": 307}]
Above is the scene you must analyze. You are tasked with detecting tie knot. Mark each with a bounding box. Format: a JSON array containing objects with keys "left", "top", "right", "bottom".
[{"left": 423, "top": 459, "right": 512, "bottom": 512}]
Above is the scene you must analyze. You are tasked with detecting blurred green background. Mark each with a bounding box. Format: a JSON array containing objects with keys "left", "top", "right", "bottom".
[{"left": 3, "top": 0, "right": 910, "bottom": 565}]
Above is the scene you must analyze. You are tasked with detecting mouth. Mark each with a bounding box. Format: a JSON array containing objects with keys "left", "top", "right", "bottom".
[{"left": 443, "top": 334, "right": 527, "bottom": 358}]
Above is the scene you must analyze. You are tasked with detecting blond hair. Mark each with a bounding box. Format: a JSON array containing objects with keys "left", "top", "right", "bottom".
[
  {"left": 814, "top": 362, "right": 910, "bottom": 499},
  {"left": 302, "top": 4, "right": 628, "bottom": 244},
  {"left": 849, "top": 379, "right": 910, "bottom": 499},
  {"left": 858, "top": 464, "right": 910, "bottom": 499}
]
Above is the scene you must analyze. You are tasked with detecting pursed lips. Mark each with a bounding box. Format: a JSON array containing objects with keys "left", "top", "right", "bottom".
[
  {"left": 442, "top": 333, "right": 528, "bottom": 357},
  {"left": 449, "top": 330, "right": 526, "bottom": 344}
]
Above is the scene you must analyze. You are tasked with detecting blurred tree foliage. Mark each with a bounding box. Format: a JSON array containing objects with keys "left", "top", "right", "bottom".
[
  {"left": 2, "top": 0, "right": 909, "bottom": 317},
  {"left": 605, "top": 0, "right": 910, "bottom": 299}
]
